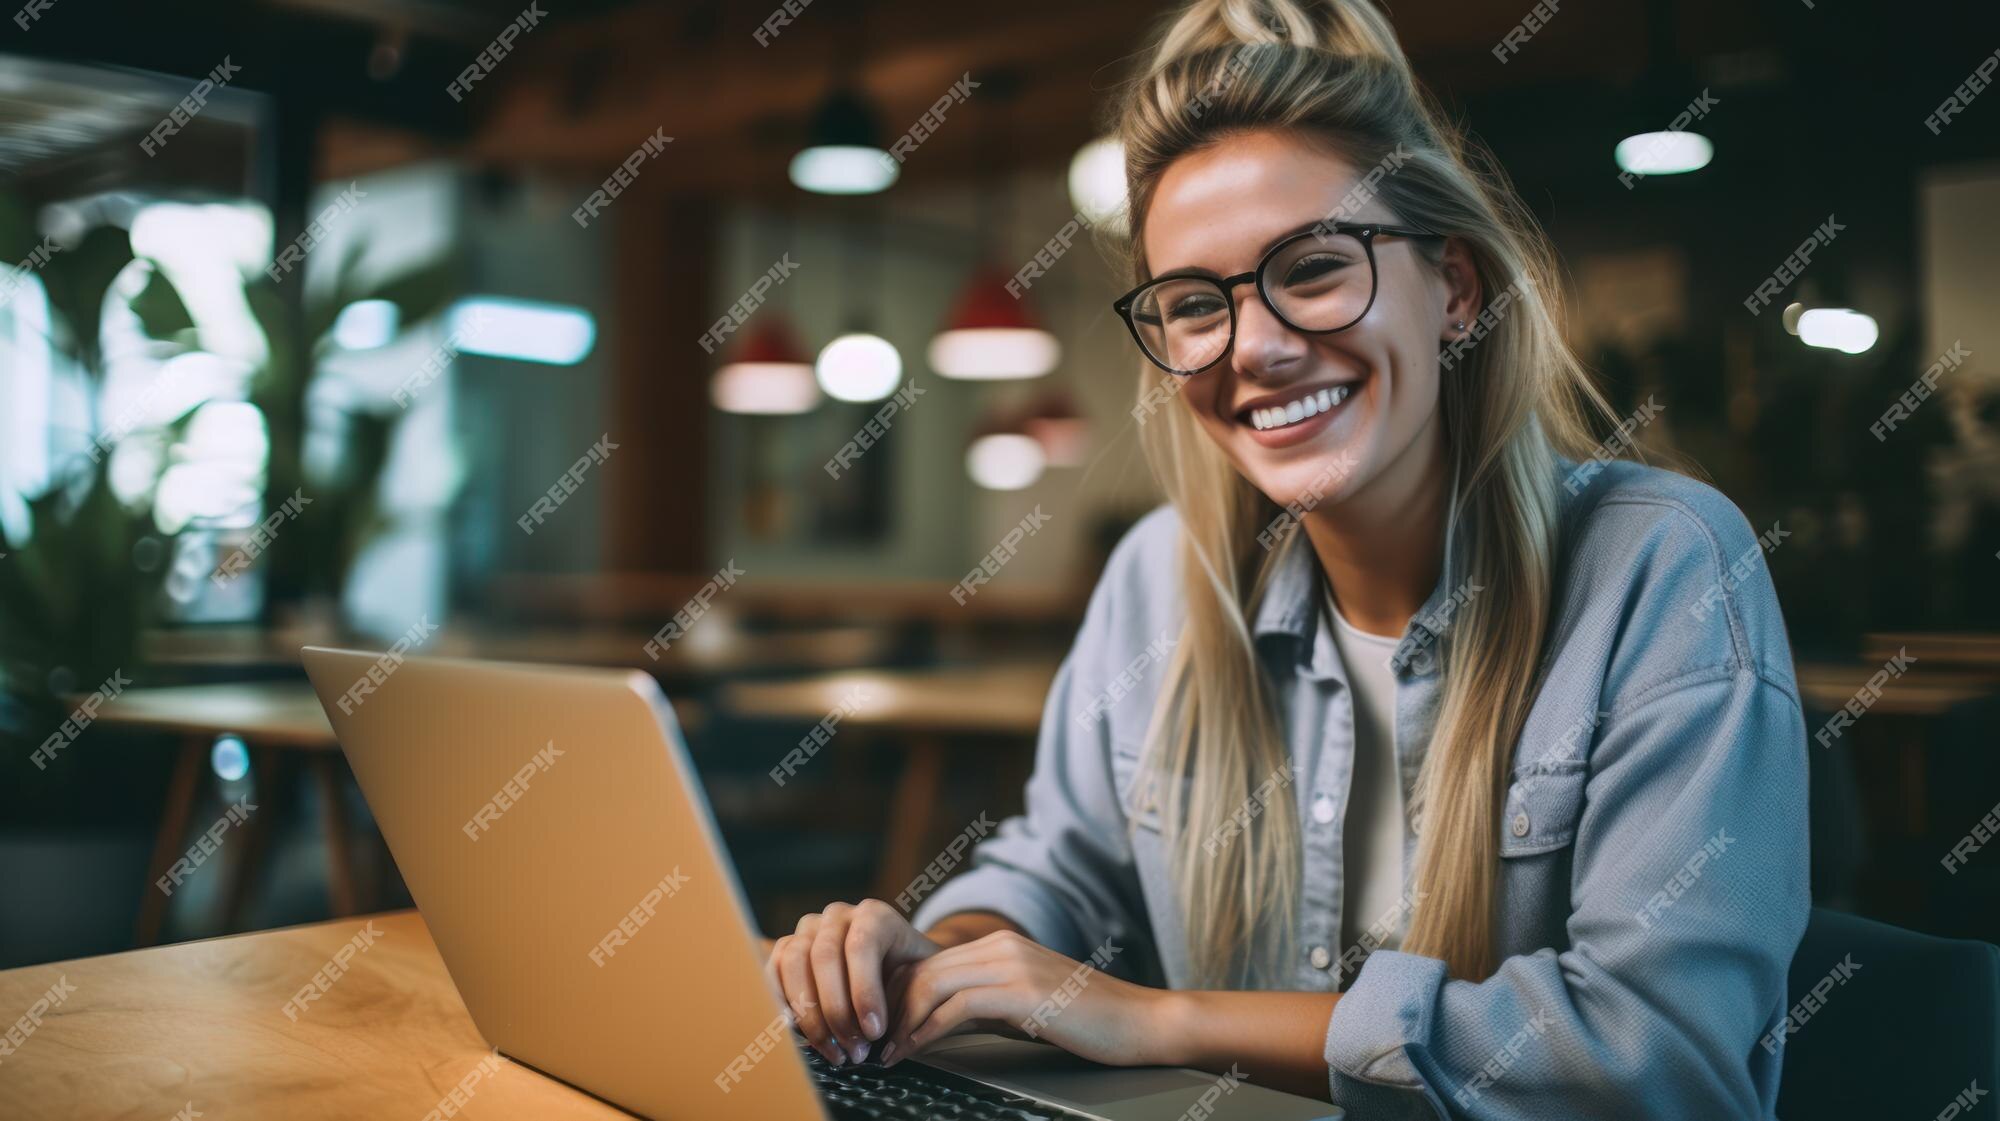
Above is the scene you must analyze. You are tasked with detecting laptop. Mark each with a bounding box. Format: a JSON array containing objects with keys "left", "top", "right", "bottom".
[{"left": 301, "top": 646, "right": 1342, "bottom": 1121}]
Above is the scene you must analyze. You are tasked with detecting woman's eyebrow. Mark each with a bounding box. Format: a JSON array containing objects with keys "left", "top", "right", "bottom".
[{"left": 1147, "top": 217, "right": 1357, "bottom": 280}]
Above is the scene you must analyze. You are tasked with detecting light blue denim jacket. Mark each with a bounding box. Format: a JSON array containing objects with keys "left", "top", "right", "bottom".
[{"left": 912, "top": 458, "right": 1811, "bottom": 1119}]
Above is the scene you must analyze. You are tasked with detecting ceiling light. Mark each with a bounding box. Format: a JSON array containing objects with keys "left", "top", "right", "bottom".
[
  {"left": 1613, "top": 131, "right": 1713, "bottom": 177},
  {"left": 791, "top": 88, "right": 898, "bottom": 195},
  {"left": 712, "top": 320, "right": 821, "bottom": 414},
  {"left": 1067, "top": 136, "right": 1128, "bottom": 235},
  {"left": 930, "top": 265, "right": 1059, "bottom": 380},
  {"left": 1797, "top": 308, "right": 1878, "bottom": 355},
  {"left": 965, "top": 433, "right": 1046, "bottom": 491},
  {"left": 815, "top": 332, "right": 902, "bottom": 402},
  {"left": 446, "top": 297, "right": 596, "bottom": 365}
]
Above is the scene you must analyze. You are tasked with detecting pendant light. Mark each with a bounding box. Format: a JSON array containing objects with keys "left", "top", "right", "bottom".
[
  {"left": 815, "top": 203, "right": 903, "bottom": 401},
  {"left": 965, "top": 405, "right": 1047, "bottom": 491},
  {"left": 930, "top": 73, "right": 1059, "bottom": 381},
  {"left": 789, "top": 1, "right": 897, "bottom": 196},
  {"left": 1612, "top": 0, "right": 1716, "bottom": 181},
  {"left": 712, "top": 209, "right": 820, "bottom": 415}
]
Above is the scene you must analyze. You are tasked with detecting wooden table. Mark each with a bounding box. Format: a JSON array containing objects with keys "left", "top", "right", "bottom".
[
  {"left": 93, "top": 680, "right": 705, "bottom": 948},
  {"left": 721, "top": 662, "right": 1057, "bottom": 900},
  {"left": 0, "top": 911, "right": 627, "bottom": 1121},
  {"left": 89, "top": 681, "right": 355, "bottom": 949}
]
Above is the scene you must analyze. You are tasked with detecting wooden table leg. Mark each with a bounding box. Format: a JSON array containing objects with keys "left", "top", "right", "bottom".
[
  {"left": 222, "top": 750, "right": 288, "bottom": 933},
  {"left": 872, "top": 736, "right": 944, "bottom": 904},
  {"left": 134, "top": 736, "right": 205, "bottom": 947},
  {"left": 310, "top": 754, "right": 360, "bottom": 918}
]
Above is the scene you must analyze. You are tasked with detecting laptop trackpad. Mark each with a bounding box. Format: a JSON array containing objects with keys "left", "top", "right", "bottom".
[{"left": 916, "top": 1035, "right": 1341, "bottom": 1120}]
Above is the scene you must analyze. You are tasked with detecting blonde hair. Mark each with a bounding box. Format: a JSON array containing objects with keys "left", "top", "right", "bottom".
[{"left": 1116, "top": 0, "right": 1612, "bottom": 983}]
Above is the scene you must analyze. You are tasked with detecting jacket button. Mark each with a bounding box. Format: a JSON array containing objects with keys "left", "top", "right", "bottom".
[
  {"left": 1309, "top": 945, "right": 1332, "bottom": 970},
  {"left": 1312, "top": 796, "right": 1336, "bottom": 824},
  {"left": 1511, "top": 812, "right": 1531, "bottom": 837}
]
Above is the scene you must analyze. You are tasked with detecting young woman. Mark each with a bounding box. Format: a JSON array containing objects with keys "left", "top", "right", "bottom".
[{"left": 765, "top": 0, "right": 1811, "bottom": 1114}]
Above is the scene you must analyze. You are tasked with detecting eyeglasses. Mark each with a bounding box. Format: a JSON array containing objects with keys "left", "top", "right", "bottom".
[{"left": 1111, "top": 223, "right": 1445, "bottom": 376}]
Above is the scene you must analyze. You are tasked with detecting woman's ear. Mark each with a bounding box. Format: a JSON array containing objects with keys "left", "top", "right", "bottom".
[{"left": 1437, "top": 237, "right": 1483, "bottom": 341}]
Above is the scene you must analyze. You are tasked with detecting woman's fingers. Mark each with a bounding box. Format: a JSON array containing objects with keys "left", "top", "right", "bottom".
[
  {"left": 845, "top": 899, "right": 928, "bottom": 1043},
  {"left": 890, "top": 986, "right": 1018, "bottom": 1065},
  {"left": 777, "top": 914, "right": 841, "bottom": 1064},
  {"left": 886, "top": 958, "right": 1014, "bottom": 1058},
  {"left": 809, "top": 905, "right": 868, "bottom": 1063}
]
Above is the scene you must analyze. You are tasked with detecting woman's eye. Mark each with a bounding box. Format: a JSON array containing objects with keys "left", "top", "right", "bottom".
[
  {"left": 1282, "top": 254, "right": 1351, "bottom": 286},
  {"left": 1167, "top": 295, "right": 1225, "bottom": 321}
]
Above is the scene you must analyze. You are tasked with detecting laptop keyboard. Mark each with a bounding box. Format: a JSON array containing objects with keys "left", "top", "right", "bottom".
[{"left": 802, "top": 1044, "right": 1082, "bottom": 1120}]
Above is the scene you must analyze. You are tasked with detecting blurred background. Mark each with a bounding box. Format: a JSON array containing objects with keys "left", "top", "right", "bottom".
[{"left": 1, "top": 0, "right": 1997, "bottom": 970}]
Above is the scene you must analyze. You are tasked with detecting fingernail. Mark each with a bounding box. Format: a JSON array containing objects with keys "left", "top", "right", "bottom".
[
  {"left": 863, "top": 1011, "right": 884, "bottom": 1040},
  {"left": 820, "top": 1043, "right": 843, "bottom": 1066},
  {"left": 881, "top": 1041, "right": 898, "bottom": 1066},
  {"left": 846, "top": 1039, "right": 868, "bottom": 1065}
]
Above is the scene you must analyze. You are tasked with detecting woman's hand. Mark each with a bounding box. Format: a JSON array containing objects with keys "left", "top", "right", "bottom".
[
  {"left": 765, "top": 900, "right": 943, "bottom": 1066},
  {"left": 881, "top": 930, "right": 1165, "bottom": 1069}
]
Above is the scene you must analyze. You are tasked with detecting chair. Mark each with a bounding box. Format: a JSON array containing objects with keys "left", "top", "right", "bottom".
[{"left": 1777, "top": 907, "right": 2000, "bottom": 1120}]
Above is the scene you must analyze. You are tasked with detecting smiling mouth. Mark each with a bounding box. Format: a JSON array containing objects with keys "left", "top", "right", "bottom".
[{"left": 1242, "top": 385, "right": 1353, "bottom": 432}]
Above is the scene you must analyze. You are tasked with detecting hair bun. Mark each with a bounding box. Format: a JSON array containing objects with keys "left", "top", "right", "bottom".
[{"left": 1150, "top": 0, "right": 1411, "bottom": 76}]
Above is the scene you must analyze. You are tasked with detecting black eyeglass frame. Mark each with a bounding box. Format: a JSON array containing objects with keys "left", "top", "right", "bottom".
[{"left": 1111, "top": 223, "right": 1446, "bottom": 376}]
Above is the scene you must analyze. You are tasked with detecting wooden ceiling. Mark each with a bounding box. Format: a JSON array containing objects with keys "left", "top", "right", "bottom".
[{"left": 317, "top": 0, "right": 1794, "bottom": 194}]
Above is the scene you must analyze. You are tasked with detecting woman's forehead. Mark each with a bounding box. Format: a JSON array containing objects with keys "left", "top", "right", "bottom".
[{"left": 1140, "top": 131, "right": 1388, "bottom": 274}]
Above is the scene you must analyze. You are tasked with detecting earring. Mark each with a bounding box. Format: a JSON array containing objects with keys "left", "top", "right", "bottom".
[{"left": 1454, "top": 320, "right": 1466, "bottom": 332}]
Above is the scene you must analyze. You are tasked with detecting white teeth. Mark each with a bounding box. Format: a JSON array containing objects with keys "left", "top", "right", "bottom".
[{"left": 1247, "top": 386, "right": 1358, "bottom": 431}]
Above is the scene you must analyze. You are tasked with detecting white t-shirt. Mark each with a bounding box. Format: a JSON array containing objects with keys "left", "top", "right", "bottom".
[{"left": 1323, "top": 583, "right": 1409, "bottom": 957}]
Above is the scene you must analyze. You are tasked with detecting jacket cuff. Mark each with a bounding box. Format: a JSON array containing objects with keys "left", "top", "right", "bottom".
[{"left": 1325, "top": 949, "right": 1445, "bottom": 1090}]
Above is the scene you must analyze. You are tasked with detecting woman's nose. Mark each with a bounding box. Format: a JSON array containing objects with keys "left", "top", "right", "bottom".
[{"left": 1229, "top": 288, "right": 1309, "bottom": 380}]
